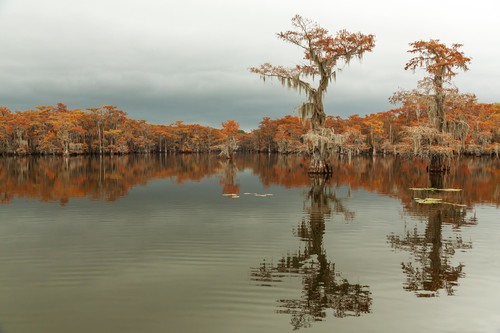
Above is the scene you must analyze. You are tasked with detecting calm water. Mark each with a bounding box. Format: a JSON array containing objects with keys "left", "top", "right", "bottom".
[{"left": 0, "top": 154, "right": 499, "bottom": 333}]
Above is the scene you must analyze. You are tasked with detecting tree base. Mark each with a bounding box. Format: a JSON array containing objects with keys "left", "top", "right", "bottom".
[
  {"left": 427, "top": 166, "right": 449, "bottom": 173},
  {"left": 427, "top": 154, "right": 449, "bottom": 174},
  {"left": 307, "top": 163, "right": 332, "bottom": 175},
  {"left": 307, "top": 170, "right": 333, "bottom": 175}
]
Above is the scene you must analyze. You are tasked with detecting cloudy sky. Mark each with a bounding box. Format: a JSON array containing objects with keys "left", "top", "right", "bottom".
[{"left": 1, "top": 0, "right": 498, "bottom": 130}]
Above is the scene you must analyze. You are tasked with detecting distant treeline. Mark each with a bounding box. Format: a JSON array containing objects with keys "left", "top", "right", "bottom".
[{"left": 1, "top": 101, "right": 499, "bottom": 156}]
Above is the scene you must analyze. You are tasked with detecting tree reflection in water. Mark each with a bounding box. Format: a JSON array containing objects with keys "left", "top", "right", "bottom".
[
  {"left": 219, "top": 159, "right": 240, "bottom": 196},
  {"left": 387, "top": 172, "right": 476, "bottom": 297},
  {"left": 251, "top": 176, "right": 371, "bottom": 330}
]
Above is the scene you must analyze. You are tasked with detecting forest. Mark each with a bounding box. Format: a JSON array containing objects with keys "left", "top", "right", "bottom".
[
  {"left": 0, "top": 100, "right": 499, "bottom": 157},
  {"left": 1, "top": 16, "right": 499, "bottom": 160}
]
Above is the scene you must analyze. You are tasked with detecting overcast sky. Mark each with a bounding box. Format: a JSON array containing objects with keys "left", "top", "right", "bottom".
[{"left": 1, "top": 0, "right": 498, "bottom": 130}]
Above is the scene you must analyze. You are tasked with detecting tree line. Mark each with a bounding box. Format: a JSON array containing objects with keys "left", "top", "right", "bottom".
[
  {"left": 0, "top": 100, "right": 498, "bottom": 157},
  {"left": 0, "top": 103, "right": 241, "bottom": 156}
]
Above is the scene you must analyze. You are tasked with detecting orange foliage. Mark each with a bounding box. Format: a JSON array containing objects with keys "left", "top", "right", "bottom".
[{"left": 1, "top": 98, "right": 499, "bottom": 157}]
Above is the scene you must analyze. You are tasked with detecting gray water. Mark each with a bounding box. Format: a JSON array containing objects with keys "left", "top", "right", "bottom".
[{"left": 0, "top": 154, "right": 499, "bottom": 333}]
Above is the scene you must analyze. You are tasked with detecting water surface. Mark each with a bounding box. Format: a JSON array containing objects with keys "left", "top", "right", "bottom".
[{"left": 0, "top": 154, "right": 499, "bottom": 333}]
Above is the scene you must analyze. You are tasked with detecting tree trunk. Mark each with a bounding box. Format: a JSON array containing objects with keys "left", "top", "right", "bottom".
[
  {"left": 308, "top": 148, "right": 332, "bottom": 175},
  {"left": 434, "top": 73, "right": 445, "bottom": 133},
  {"left": 64, "top": 142, "right": 69, "bottom": 156}
]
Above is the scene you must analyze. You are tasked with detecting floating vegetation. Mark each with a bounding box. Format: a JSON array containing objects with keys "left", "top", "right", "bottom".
[
  {"left": 414, "top": 197, "right": 443, "bottom": 204},
  {"left": 414, "top": 197, "right": 467, "bottom": 207},
  {"left": 243, "top": 193, "right": 274, "bottom": 197},
  {"left": 222, "top": 193, "right": 240, "bottom": 199},
  {"left": 409, "top": 188, "right": 462, "bottom": 192},
  {"left": 223, "top": 193, "right": 273, "bottom": 199}
]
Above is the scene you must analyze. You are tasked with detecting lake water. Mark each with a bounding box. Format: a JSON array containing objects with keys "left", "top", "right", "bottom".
[{"left": 0, "top": 154, "right": 499, "bottom": 333}]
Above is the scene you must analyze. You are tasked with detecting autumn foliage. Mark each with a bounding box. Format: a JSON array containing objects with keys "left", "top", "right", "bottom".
[
  {"left": 0, "top": 103, "right": 240, "bottom": 156},
  {"left": 1, "top": 101, "right": 499, "bottom": 157}
]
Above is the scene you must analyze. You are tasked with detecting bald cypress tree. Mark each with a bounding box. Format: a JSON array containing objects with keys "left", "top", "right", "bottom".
[{"left": 250, "top": 15, "right": 375, "bottom": 175}]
